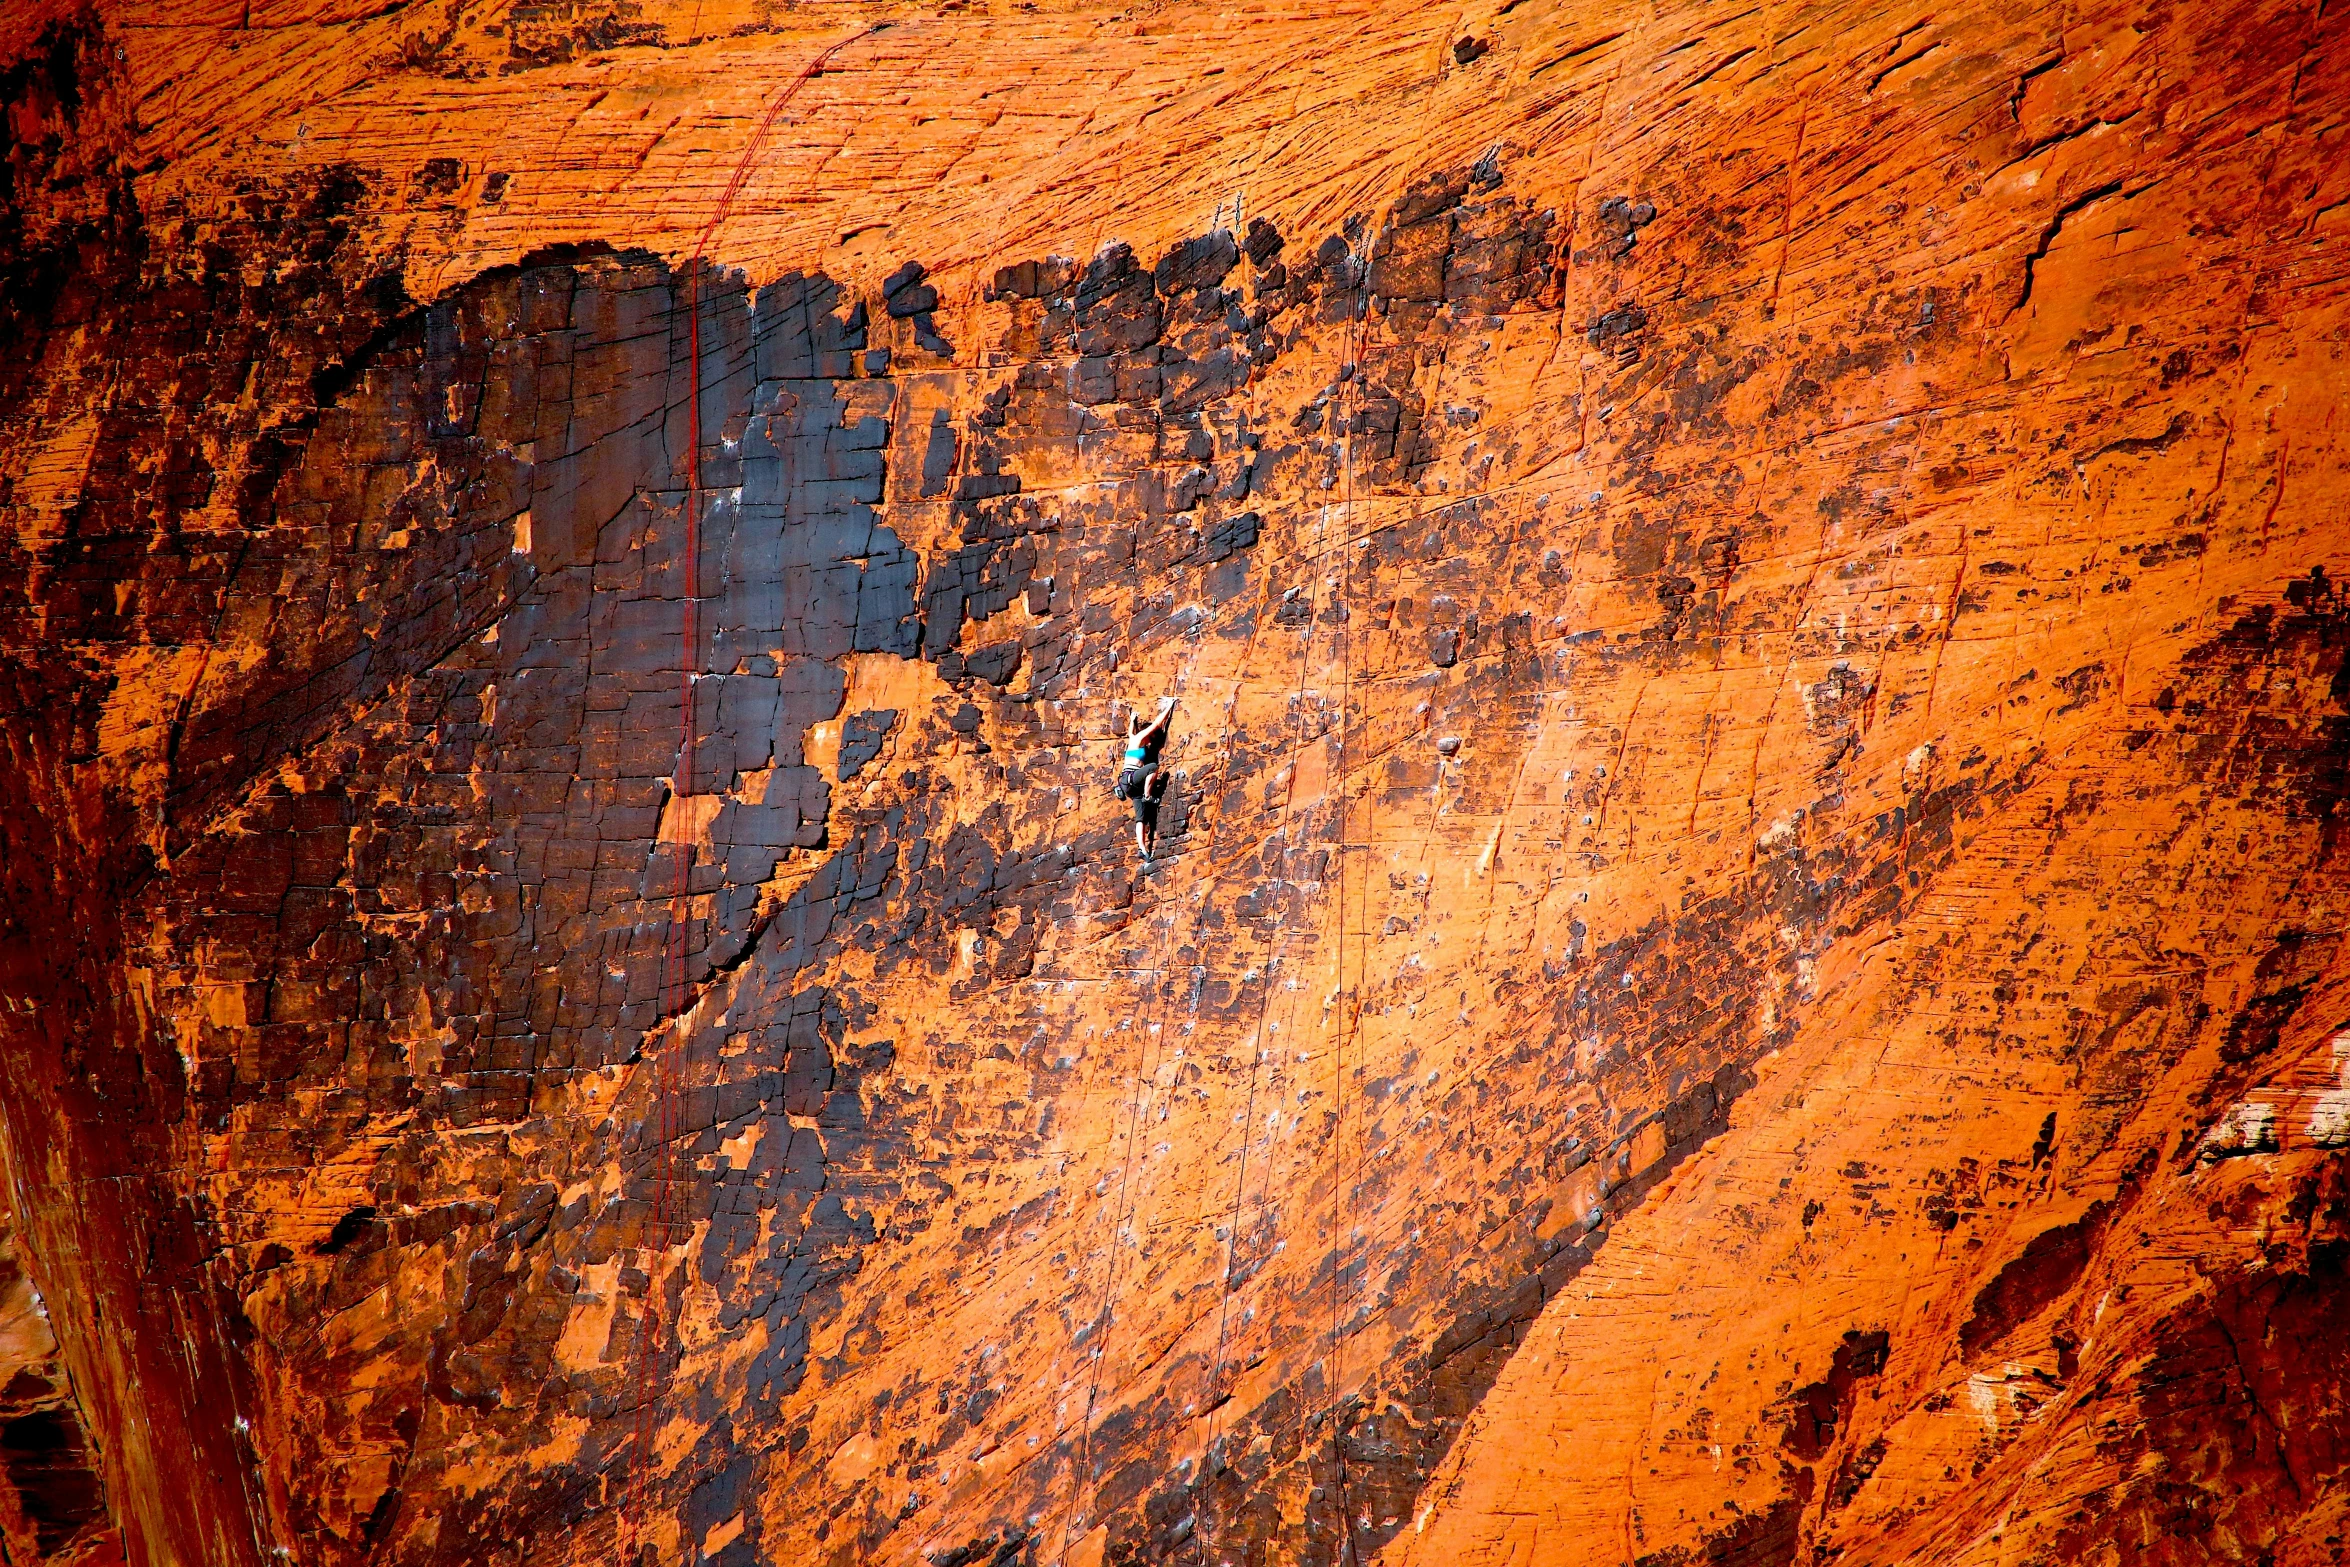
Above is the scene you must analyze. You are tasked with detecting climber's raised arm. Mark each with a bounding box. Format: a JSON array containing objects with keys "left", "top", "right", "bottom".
[{"left": 1128, "top": 694, "right": 1178, "bottom": 747}]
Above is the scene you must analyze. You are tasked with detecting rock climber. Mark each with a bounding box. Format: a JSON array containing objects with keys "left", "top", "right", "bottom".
[{"left": 1115, "top": 696, "right": 1177, "bottom": 860}]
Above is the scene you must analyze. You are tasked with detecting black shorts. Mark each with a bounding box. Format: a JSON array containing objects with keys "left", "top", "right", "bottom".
[{"left": 1117, "top": 765, "right": 1160, "bottom": 818}]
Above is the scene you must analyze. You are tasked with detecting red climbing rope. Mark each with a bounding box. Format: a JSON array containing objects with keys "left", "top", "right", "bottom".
[
  {"left": 614, "top": 25, "right": 884, "bottom": 1564},
  {"left": 1325, "top": 256, "right": 1365, "bottom": 1567}
]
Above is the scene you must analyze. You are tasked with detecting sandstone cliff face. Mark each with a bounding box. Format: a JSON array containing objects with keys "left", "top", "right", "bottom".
[{"left": 3, "top": 1, "right": 2347, "bottom": 1565}]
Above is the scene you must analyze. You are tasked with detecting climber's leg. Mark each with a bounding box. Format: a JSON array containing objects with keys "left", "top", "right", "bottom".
[
  {"left": 1132, "top": 765, "right": 1163, "bottom": 857},
  {"left": 1140, "top": 768, "right": 1171, "bottom": 858}
]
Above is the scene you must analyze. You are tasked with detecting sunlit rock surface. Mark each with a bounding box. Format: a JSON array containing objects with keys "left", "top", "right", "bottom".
[{"left": 3, "top": 1, "right": 2347, "bottom": 1564}]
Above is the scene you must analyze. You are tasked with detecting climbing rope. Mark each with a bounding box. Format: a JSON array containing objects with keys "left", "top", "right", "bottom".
[
  {"left": 615, "top": 24, "right": 885, "bottom": 1564},
  {"left": 1058, "top": 227, "right": 1375, "bottom": 1567},
  {"left": 1325, "top": 254, "right": 1365, "bottom": 1567},
  {"left": 1048, "top": 231, "right": 1209, "bottom": 1563},
  {"left": 1052, "top": 437, "right": 1268, "bottom": 1565},
  {"left": 1194, "top": 240, "right": 1370, "bottom": 1567}
]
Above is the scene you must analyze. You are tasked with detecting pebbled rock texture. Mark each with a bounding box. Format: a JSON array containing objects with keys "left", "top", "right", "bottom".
[{"left": 2, "top": 1, "right": 2348, "bottom": 1565}]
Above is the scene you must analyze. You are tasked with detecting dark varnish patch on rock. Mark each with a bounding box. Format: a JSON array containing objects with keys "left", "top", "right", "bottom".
[
  {"left": 4, "top": 223, "right": 956, "bottom": 1559},
  {"left": 1784, "top": 1330, "right": 1891, "bottom": 1464},
  {"left": 2059, "top": 1230, "right": 2350, "bottom": 1563}
]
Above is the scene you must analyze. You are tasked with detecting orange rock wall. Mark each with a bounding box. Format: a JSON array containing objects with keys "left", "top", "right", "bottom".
[{"left": 3, "top": 1, "right": 2348, "bottom": 1565}]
